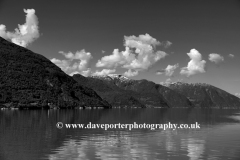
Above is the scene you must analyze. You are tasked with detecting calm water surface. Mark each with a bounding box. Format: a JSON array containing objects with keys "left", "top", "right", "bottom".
[{"left": 0, "top": 108, "right": 240, "bottom": 160}]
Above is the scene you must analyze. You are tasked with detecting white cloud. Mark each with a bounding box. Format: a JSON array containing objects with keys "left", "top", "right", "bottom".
[
  {"left": 59, "top": 50, "right": 92, "bottom": 71},
  {"left": 156, "top": 70, "right": 164, "bottom": 75},
  {"left": 96, "top": 34, "right": 167, "bottom": 71},
  {"left": 157, "top": 63, "right": 179, "bottom": 77},
  {"left": 165, "top": 64, "right": 179, "bottom": 76},
  {"left": 51, "top": 50, "right": 92, "bottom": 76},
  {"left": 180, "top": 49, "right": 206, "bottom": 77},
  {"left": 124, "top": 33, "right": 161, "bottom": 47},
  {"left": 209, "top": 53, "right": 224, "bottom": 64},
  {"left": 0, "top": 25, "right": 7, "bottom": 39},
  {"left": 81, "top": 69, "right": 92, "bottom": 77},
  {"left": 0, "top": 9, "right": 39, "bottom": 47},
  {"left": 165, "top": 78, "right": 172, "bottom": 83},
  {"left": 159, "top": 78, "right": 172, "bottom": 85},
  {"left": 228, "top": 54, "right": 234, "bottom": 58},
  {"left": 235, "top": 93, "right": 240, "bottom": 98},
  {"left": 92, "top": 69, "right": 116, "bottom": 76},
  {"left": 51, "top": 58, "right": 73, "bottom": 71},
  {"left": 96, "top": 48, "right": 126, "bottom": 68},
  {"left": 123, "top": 69, "right": 139, "bottom": 77}
]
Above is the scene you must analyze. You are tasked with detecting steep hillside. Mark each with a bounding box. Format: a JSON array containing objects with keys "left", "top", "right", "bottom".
[
  {"left": 73, "top": 74, "right": 146, "bottom": 108},
  {"left": 104, "top": 75, "right": 193, "bottom": 108},
  {"left": 165, "top": 82, "right": 240, "bottom": 108},
  {"left": 74, "top": 74, "right": 193, "bottom": 108},
  {"left": 0, "top": 37, "right": 111, "bottom": 108},
  {"left": 76, "top": 74, "right": 240, "bottom": 108}
]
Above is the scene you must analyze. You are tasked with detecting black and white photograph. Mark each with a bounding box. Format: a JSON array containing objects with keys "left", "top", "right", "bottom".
[{"left": 0, "top": 0, "right": 240, "bottom": 159}]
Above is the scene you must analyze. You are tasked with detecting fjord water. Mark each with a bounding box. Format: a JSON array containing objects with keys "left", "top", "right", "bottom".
[{"left": 0, "top": 108, "right": 240, "bottom": 160}]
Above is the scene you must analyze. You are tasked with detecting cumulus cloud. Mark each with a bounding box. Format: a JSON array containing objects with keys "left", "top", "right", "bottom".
[
  {"left": 92, "top": 69, "right": 116, "bottom": 76},
  {"left": 0, "top": 9, "right": 39, "bottom": 47},
  {"left": 165, "top": 64, "right": 179, "bottom": 76},
  {"left": 156, "top": 63, "right": 179, "bottom": 77},
  {"left": 123, "top": 69, "right": 139, "bottom": 77},
  {"left": 0, "top": 25, "right": 7, "bottom": 38},
  {"left": 51, "top": 50, "right": 92, "bottom": 77},
  {"left": 228, "top": 54, "right": 234, "bottom": 58},
  {"left": 159, "top": 78, "right": 172, "bottom": 85},
  {"left": 96, "top": 34, "right": 167, "bottom": 74},
  {"left": 96, "top": 48, "right": 126, "bottom": 68},
  {"left": 180, "top": 49, "right": 206, "bottom": 77},
  {"left": 209, "top": 53, "right": 224, "bottom": 64}
]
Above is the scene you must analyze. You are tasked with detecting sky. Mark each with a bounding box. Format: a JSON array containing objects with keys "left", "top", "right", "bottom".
[{"left": 0, "top": 0, "right": 240, "bottom": 96}]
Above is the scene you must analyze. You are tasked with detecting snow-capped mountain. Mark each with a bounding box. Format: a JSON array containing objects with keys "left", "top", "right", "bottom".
[
  {"left": 74, "top": 74, "right": 240, "bottom": 108},
  {"left": 91, "top": 74, "right": 132, "bottom": 83}
]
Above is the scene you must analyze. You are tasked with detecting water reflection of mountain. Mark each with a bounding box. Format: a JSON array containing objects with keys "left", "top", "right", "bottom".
[
  {"left": 0, "top": 109, "right": 240, "bottom": 160},
  {"left": 48, "top": 125, "right": 240, "bottom": 160}
]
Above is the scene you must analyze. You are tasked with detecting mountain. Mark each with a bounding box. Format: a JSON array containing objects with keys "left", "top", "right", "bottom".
[
  {"left": 73, "top": 74, "right": 193, "bottom": 108},
  {"left": 74, "top": 74, "right": 240, "bottom": 108},
  {"left": 72, "top": 74, "right": 147, "bottom": 108},
  {"left": 0, "top": 37, "right": 111, "bottom": 109},
  {"left": 163, "top": 82, "right": 240, "bottom": 108},
  {"left": 104, "top": 75, "right": 193, "bottom": 108}
]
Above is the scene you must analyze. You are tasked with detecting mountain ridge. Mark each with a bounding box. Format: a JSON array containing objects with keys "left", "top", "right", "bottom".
[
  {"left": 166, "top": 82, "right": 240, "bottom": 108},
  {"left": 74, "top": 74, "right": 240, "bottom": 108},
  {"left": 73, "top": 74, "right": 194, "bottom": 108}
]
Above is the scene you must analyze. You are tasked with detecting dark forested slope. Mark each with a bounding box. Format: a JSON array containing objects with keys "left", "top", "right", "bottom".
[{"left": 0, "top": 37, "right": 110, "bottom": 108}]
